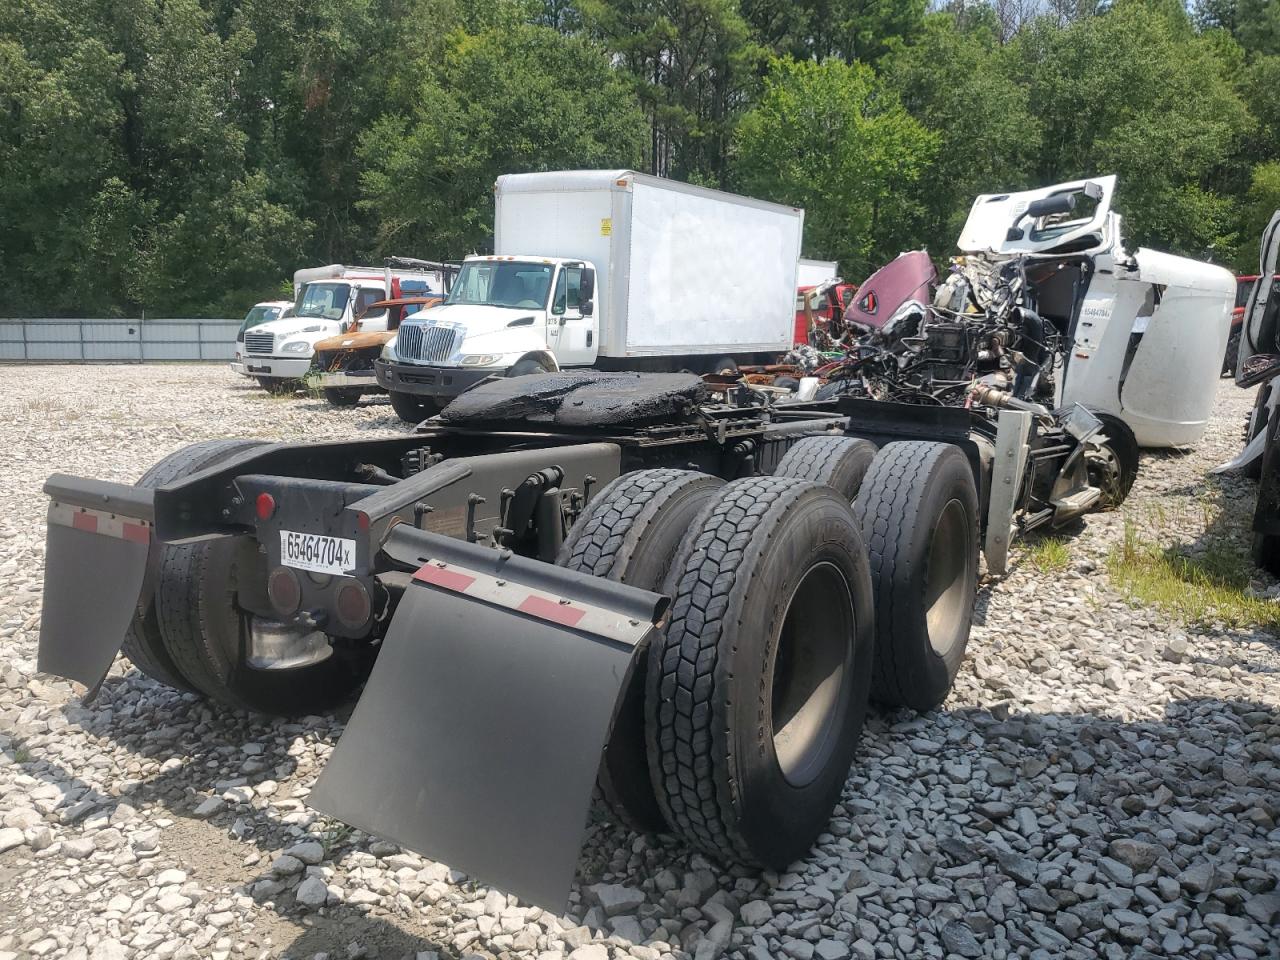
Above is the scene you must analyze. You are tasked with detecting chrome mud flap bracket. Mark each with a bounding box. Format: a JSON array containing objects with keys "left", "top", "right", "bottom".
[
  {"left": 309, "top": 525, "right": 668, "bottom": 910},
  {"left": 38, "top": 475, "right": 157, "bottom": 696}
]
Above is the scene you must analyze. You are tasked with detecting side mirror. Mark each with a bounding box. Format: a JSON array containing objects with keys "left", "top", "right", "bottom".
[
  {"left": 581, "top": 270, "right": 595, "bottom": 303},
  {"left": 580, "top": 299, "right": 593, "bottom": 317}
]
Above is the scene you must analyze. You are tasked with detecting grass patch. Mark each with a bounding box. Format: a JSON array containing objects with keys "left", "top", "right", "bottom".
[
  {"left": 318, "top": 822, "right": 353, "bottom": 857},
  {"left": 13, "top": 745, "right": 31, "bottom": 764},
  {"left": 1107, "top": 521, "right": 1280, "bottom": 632},
  {"left": 1026, "top": 536, "right": 1070, "bottom": 573}
]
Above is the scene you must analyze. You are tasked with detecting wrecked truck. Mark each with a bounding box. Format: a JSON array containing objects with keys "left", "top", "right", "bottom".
[
  {"left": 841, "top": 176, "right": 1235, "bottom": 448},
  {"left": 37, "top": 370, "right": 1128, "bottom": 908}
]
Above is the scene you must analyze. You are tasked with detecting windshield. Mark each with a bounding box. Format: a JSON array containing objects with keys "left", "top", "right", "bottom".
[
  {"left": 295, "top": 282, "right": 351, "bottom": 320},
  {"left": 237, "top": 304, "right": 282, "bottom": 340},
  {"left": 447, "top": 262, "right": 553, "bottom": 309}
]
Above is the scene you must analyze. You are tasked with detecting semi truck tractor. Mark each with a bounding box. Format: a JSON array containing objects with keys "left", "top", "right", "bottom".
[
  {"left": 235, "top": 258, "right": 450, "bottom": 392},
  {"left": 375, "top": 170, "right": 802, "bottom": 422},
  {"left": 36, "top": 366, "right": 1133, "bottom": 909}
]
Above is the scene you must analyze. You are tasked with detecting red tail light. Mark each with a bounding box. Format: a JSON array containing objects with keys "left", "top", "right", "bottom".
[
  {"left": 336, "top": 580, "right": 372, "bottom": 628},
  {"left": 256, "top": 493, "right": 276, "bottom": 520}
]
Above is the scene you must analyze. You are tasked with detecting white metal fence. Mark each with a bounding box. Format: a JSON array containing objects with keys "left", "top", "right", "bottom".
[{"left": 0, "top": 318, "right": 240, "bottom": 362}]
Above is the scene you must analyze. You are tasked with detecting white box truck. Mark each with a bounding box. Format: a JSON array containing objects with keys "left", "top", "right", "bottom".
[{"left": 375, "top": 170, "right": 803, "bottom": 421}]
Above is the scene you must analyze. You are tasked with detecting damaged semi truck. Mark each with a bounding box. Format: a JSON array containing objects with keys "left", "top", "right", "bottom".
[{"left": 38, "top": 371, "right": 1131, "bottom": 908}]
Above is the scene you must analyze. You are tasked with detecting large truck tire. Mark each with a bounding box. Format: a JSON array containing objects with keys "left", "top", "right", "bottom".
[
  {"left": 1244, "top": 384, "right": 1272, "bottom": 481},
  {"left": 853, "top": 442, "right": 978, "bottom": 711},
  {"left": 123, "top": 440, "right": 270, "bottom": 693},
  {"left": 135, "top": 443, "right": 370, "bottom": 716},
  {"left": 1252, "top": 532, "right": 1280, "bottom": 577},
  {"left": 389, "top": 391, "right": 441, "bottom": 424},
  {"left": 155, "top": 546, "right": 371, "bottom": 716},
  {"left": 557, "top": 468, "right": 725, "bottom": 831},
  {"left": 645, "top": 477, "right": 874, "bottom": 867},
  {"left": 773, "top": 435, "right": 877, "bottom": 502},
  {"left": 1223, "top": 327, "right": 1242, "bottom": 378},
  {"left": 323, "top": 388, "right": 362, "bottom": 407},
  {"left": 508, "top": 356, "right": 554, "bottom": 378},
  {"left": 255, "top": 377, "right": 295, "bottom": 395}
]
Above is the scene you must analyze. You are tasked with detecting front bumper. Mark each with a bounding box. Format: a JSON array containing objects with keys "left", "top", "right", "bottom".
[
  {"left": 312, "top": 369, "right": 381, "bottom": 391},
  {"left": 375, "top": 359, "right": 494, "bottom": 398},
  {"left": 238, "top": 356, "right": 314, "bottom": 379}
]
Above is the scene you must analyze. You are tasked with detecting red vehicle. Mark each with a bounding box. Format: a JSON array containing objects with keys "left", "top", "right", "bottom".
[
  {"left": 794, "top": 281, "right": 858, "bottom": 346},
  {"left": 1226, "top": 275, "right": 1280, "bottom": 375}
]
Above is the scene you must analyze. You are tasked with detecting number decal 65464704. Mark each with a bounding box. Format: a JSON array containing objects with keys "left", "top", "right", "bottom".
[{"left": 279, "top": 530, "right": 356, "bottom": 575}]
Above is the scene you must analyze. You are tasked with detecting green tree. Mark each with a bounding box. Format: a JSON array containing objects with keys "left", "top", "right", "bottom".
[
  {"left": 0, "top": 0, "right": 308, "bottom": 316},
  {"left": 1195, "top": 0, "right": 1280, "bottom": 56},
  {"left": 358, "top": 21, "right": 647, "bottom": 256},
  {"left": 579, "top": 0, "right": 763, "bottom": 183},
  {"left": 887, "top": 11, "right": 1038, "bottom": 249},
  {"left": 1240, "top": 162, "right": 1280, "bottom": 270},
  {"left": 1008, "top": 0, "right": 1250, "bottom": 259},
  {"left": 742, "top": 0, "right": 927, "bottom": 63},
  {"left": 732, "top": 57, "right": 937, "bottom": 279}
]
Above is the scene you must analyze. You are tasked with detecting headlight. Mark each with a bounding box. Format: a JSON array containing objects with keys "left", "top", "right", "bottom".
[
  {"left": 281, "top": 340, "right": 312, "bottom": 354},
  {"left": 381, "top": 337, "right": 398, "bottom": 361},
  {"left": 460, "top": 354, "right": 504, "bottom": 366}
]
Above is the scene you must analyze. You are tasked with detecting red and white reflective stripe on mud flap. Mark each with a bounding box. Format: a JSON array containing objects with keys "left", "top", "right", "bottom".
[
  {"left": 412, "top": 559, "right": 650, "bottom": 646},
  {"left": 48, "top": 502, "right": 151, "bottom": 544}
]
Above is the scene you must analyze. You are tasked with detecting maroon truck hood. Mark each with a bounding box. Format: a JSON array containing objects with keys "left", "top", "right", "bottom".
[{"left": 843, "top": 251, "right": 936, "bottom": 330}]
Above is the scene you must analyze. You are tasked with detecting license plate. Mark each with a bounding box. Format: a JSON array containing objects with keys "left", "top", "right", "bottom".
[{"left": 280, "top": 530, "right": 356, "bottom": 575}]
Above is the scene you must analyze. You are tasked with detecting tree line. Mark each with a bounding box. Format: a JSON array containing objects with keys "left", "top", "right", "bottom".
[{"left": 1, "top": 0, "right": 1276, "bottom": 318}]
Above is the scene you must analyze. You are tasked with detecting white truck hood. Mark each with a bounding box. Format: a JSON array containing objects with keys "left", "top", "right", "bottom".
[
  {"left": 245, "top": 317, "right": 340, "bottom": 340},
  {"left": 959, "top": 175, "right": 1116, "bottom": 256}
]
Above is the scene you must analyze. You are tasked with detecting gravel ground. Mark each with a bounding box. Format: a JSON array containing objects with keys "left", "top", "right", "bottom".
[{"left": 0, "top": 365, "right": 1277, "bottom": 960}]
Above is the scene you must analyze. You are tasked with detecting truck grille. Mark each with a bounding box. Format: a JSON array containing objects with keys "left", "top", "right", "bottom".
[
  {"left": 244, "top": 332, "right": 275, "bottom": 356},
  {"left": 398, "top": 324, "right": 457, "bottom": 363}
]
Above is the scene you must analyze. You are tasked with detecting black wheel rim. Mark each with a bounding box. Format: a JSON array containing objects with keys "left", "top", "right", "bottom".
[{"left": 770, "top": 561, "right": 854, "bottom": 788}]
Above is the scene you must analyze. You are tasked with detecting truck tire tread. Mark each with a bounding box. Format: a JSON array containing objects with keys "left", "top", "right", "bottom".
[
  {"left": 558, "top": 468, "right": 725, "bottom": 831},
  {"left": 853, "top": 441, "right": 977, "bottom": 710},
  {"left": 773, "top": 435, "right": 876, "bottom": 501},
  {"left": 646, "top": 476, "right": 873, "bottom": 866},
  {"left": 123, "top": 440, "right": 266, "bottom": 692}
]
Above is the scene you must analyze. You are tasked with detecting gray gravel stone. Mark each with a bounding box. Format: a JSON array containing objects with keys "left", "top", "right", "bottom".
[
  {"left": 0, "top": 370, "right": 1276, "bottom": 960},
  {"left": 588, "top": 882, "right": 645, "bottom": 916}
]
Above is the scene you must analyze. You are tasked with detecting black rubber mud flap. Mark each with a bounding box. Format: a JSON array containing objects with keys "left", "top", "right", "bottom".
[
  {"left": 38, "top": 477, "right": 157, "bottom": 695},
  {"left": 309, "top": 525, "right": 668, "bottom": 910}
]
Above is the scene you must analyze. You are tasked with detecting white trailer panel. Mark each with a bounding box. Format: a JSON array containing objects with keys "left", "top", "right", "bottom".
[{"left": 797, "top": 259, "right": 838, "bottom": 288}]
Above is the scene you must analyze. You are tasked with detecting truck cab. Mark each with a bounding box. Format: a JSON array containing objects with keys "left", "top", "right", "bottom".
[
  {"left": 375, "top": 255, "right": 597, "bottom": 418},
  {"left": 956, "top": 176, "right": 1234, "bottom": 447},
  {"left": 236, "top": 261, "right": 448, "bottom": 390}
]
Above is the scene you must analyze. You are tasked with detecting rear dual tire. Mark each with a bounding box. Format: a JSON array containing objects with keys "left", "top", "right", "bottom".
[
  {"left": 853, "top": 441, "right": 979, "bottom": 711},
  {"left": 645, "top": 476, "right": 874, "bottom": 866},
  {"left": 125, "top": 440, "right": 369, "bottom": 715},
  {"left": 773, "top": 435, "right": 877, "bottom": 502},
  {"left": 557, "top": 469, "right": 726, "bottom": 831}
]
